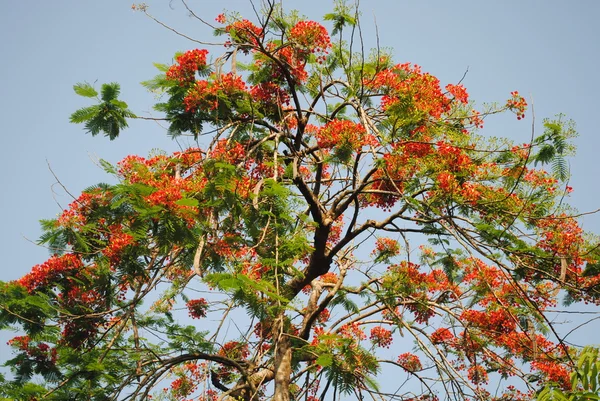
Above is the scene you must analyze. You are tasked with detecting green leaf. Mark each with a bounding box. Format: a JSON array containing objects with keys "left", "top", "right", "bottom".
[
  {"left": 110, "top": 99, "right": 129, "bottom": 109},
  {"left": 175, "top": 198, "right": 199, "bottom": 207},
  {"left": 153, "top": 62, "right": 170, "bottom": 72},
  {"left": 101, "top": 82, "right": 121, "bottom": 102},
  {"left": 219, "top": 278, "right": 242, "bottom": 290},
  {"left": 236, "top": 274, "right": 290, "bottom": 303},
  {"left": 361, "top": 374, "right": 380, "bottom": 392},
  {"left": 69, "top": 105, "right": 100, "bottom": 124},
  {"left": 535, "top": 144, "right": 555, "bottom": 165},
  {"left": 583, "top": 361, "right": 590, "bottom": 390},
  {"left": 551, "top": 388, "right": 569, "bottom": 401},
  {"left": 99, "top": 159, "right": 117, "bottom": 174},
  {"left": 552, "top": 156, "right": 569, "bottom": 181},
  {"left": 316, "top": 353, "right": 334, "bottom": 367},
  {"left": 73, "top": 82, "right": 98, "bottom": 98}
]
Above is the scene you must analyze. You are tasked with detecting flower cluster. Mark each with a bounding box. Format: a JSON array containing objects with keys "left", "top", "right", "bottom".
[
  {"left": 506, "top": 91, "right": 527, "bottom": 120},
  {"left": 406, "top": 297, "right": 436, "bottom": 324},
  {"left": 436, "top": 171, "right": 459, "bottom": 193},
  {"left": 316, "top": 119, "right": 371, "bottom": 157},
  {"left": 199, "top": 389, "right": 219, "bottom": 401},
  {"left": 253, "top": 320, "right": 273, "bottom": 340},
  {"left": 384, "top": 261, "right": 451, "bottom": 296},
  {"left": 225, "top": 19, "right": 264, "bottom": 48},
  {"left": 366, "top": 169, "right": 405, "bottom": 210},
  {"left": 339, "top": 322, "right": 367, "bottom": 341},
  {"left": 7, "top": 336, "right": 58, "bottom": 367},
  {"left": 366, "top": 63, "right": 452, "bottom": 120},
  {"left": 250, "top": 82, "right": 291, "bottom": 108},
  {"left": 371, "top": 237, "right": 401, "bottom": 262},
  {"left": 401, "top": 141, "right": 433, "bottom": 158},
  {"left": 166, "top": 49, "right": 209, "bottom": 84},
  {"left": 170, "top": 375, "right": 196, "bottom": 399},
  {"left": 302, "top": 272, "right": 339, "bottom": 294},
  {"left": 530, "top": 359, "right": 570, "bottom": 390},
  {"left": 363, "top": 139, "right": 439, "bottom": 210},
  {"left": 57, "top": 190, "right": 109, "bottom": 229},
  {"left": 430, "top": 328, "right": 454, "bottom": 345},
  {"left": 523, "top": 168, "right": 558, "bottom": 192},
  {"left": 369, "top": 326, "right": 393, "bottom": 348},
  {"left": 289, "top": 20, "right": 331, "bottom": 62},
  {"left": 240, "top": 261, "right": 270, "bottom": 280},
  {"left": 445, "top": 84, "right": 469, "bottom": 104},
  {"left": 467, "top": 365, "right": 488, "bottom": 385},
  {"left": 18, "top": 254, "right": 83, "bottom": 293},
  {"left": 460, "top": 309, "right": 516, "bottom": 335},
  {"left": 469, "top": 109, "right": 484, "bottom": 129},
  {"left": 436, "top": 141, "right": 474, "bottom": 172},
  {"left": 116, "top": 151, "right": 208, "bottom": 225},
  {"left": 168, "top": 362, "right": 207, "bottom": 399},
  {"left": 183, "top": 73, "right": 248, "bottom": 113},
  {"left": 320, "top": 272, "right": 339, "bottom": 285},
  {"left": 103, "top": 225, "right": 135, "bottom": 265},
  {"left": 61, "top": 318, "right": 102, "bottom": 349},
  {"left": 382, "top": 262, "right": 459, "bottom": 324},
  {"left": 397, "top": 352, "right": 422, "bottom": 372},
  {"left": 7, "top": 335, "right": 30, "bottom": 350},
  {"left": 219, "top": 341, "right": 250, "bottom": 360},
  {"left": 215, "top": 13, "right": 226, "bottom": 24},
  {"left": 267, "top": 44, "right": 309, "bottom": 84},
  {"left": 209, "top": 140, "right": 248, "bottom": 165},
  {"left": 186, "top": 298, "right": 209, "bottom": 319},
  {"left": 316, "top": 308, "right": 331, "bottom": 324},
  {"left": 536, "top": 214, "right": 584, "bottom": 258}
]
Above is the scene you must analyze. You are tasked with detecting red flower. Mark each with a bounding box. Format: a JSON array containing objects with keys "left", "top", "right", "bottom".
[
  {"left": 506, "top": 91, "right": 527, "bottom": 120},
  {"left": 18, "top": 254, "right": 83, "bottom": 292},
  {"left": 397, "top": 352, "right": 422, "bottom": 372},
  {"left": 430, "top": 328, "right": 454, "bottom": 344},
  {"left": 370, "top": 326, "right": 393, "bottom": 348},
  {"left": 315, "top": 119, "right": 372, "bottom": 156},
  {"left": 219, "top": 341, "right": 250, "bottom": 359},
  {"left": 215, "top": 14, "right": 226, "bottom": 24},
  {"left": 250, "top": 82, "right": 290, "bottom": 108},
  {"left": 445, "top": 84, "right": 469, "bottom": 104},
  {"left": 186, "top": 298, "right": 209, "bottom": 319},
  {"left": 225, "top": 19, "right": 263, "bottom": 48},
  {"left": 339, "top": 322, "right": 366, "bottom": 341},
  {"left": 365, "top": 63, "right": 452, "bottom": 119},
  {"left": 467, "top": 365, "right": 488, "bottom": 385},
  {"left": 183, "top": 73, "right": 248, "bottom": 113},
  {"left": 316, "top": 308, "right": 331, "bottom": 324},
  {"left": 289, "top": 20, "right": 331, "bottom": 63},
  {"left": 166, "top": 49, "right": 209, "bottom": 84},
  {"left": 372, "top": 237, "right": 401, "bottom": 261},
  {"left": 531, "top": 360, "right": 570, "bottom": 390}
]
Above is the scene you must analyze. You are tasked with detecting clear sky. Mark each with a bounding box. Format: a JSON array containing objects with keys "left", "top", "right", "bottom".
[{"left": 1, "top": 0, "right": 599, "bottom": 362}]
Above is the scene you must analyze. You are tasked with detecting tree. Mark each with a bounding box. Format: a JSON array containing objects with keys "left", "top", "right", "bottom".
[{"left": 1, "top": 2, "right": 599, "bottom": 400}]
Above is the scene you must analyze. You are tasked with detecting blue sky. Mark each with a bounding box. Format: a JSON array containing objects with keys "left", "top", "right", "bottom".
[{"left": 1, "top": 0, "right": 599, "bottom": 362}]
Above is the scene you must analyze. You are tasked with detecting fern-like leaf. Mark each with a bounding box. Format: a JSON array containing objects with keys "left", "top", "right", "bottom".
[
  {"left": 552, "top": 156, "right": 569, "bottom": 181},
  {"left": 100, "top": 83, "right": 121, "bottom": 102},
  {"left": 73, "top": 82, "right": 98, "bottom": 98},
  {"left": 69, "top": 105, "right": 100, "bottom": 124}
]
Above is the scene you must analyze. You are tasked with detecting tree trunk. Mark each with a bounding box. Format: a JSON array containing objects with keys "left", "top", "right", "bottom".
[{"left": 272, "top": 318, "right": 293, "bottom": 401}]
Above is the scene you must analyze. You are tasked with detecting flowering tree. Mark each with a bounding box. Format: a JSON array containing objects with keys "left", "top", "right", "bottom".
[{"left": 2, "top": 2, "right": 600, "bottom": 401}]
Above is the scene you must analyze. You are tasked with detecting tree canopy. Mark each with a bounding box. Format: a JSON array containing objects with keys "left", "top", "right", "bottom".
[{"left": 2, "top": 2, "right": 600, "bottom": 401}]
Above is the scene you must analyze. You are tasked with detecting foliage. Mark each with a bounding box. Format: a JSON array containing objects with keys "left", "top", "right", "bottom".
[
  {"left": 2, "top": 2, "right": 600, "bottom": 401},
  {"left": 69, "top": 82, "right": 136, "bottom": 140},
  {"left": 537, "top": 348, "right": 600, "bottom": 401}
]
